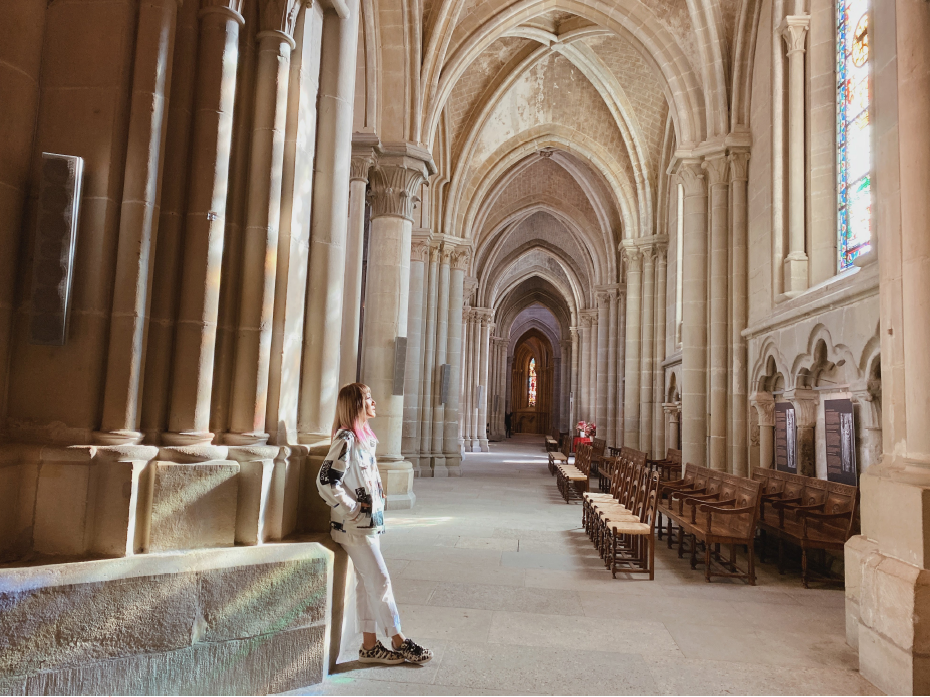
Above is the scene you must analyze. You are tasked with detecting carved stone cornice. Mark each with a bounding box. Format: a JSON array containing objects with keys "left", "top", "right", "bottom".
[
  {"left": 259, "top": 0, "right": 301, "bottom": 38},
  {"left": 728, "top": 150, "right": 751, "bottom": 183},
  {"left": 410, "top": 241, "right": 430, "bottom": 263},
  {"left": 750, "top": 391, "right": 776, "bottom": 427},
  {"left": 677, "top": 159, "right": 706, "bottom": 197},
  {"left": 781, "top": 15, "right": 810, "bottom": 55},
  {"left": 451, "top": 248, "right": 471, "bottom": 271},
  {"left": 702, "top": 154, "right": 730, "bottom": 188}
]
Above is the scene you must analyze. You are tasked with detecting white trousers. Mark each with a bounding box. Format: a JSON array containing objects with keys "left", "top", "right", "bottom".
[{"left": 340, "top": 534, "right": 402, "bottom": 636}]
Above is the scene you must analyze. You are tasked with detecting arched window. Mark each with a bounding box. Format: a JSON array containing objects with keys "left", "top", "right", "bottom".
[
  {"left": 527, "top": 358, "right": 537, "bottom": 407},
  {"left": 836, "top": 0, "right": 871, "bottom": 271}
]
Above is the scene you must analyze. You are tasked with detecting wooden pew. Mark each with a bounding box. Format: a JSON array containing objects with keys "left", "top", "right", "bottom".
[
  {"left": 751, "top": 468, "right": 859, "bottom": 587},
  {"left": 548, "top": 434, "right": 571, "bottom": 475},
  {"left": 555, "top": 442, "right": 592, "bottom": 503},
  {"left": 647, "top": 448, "right": 682, "bottom": 481}
]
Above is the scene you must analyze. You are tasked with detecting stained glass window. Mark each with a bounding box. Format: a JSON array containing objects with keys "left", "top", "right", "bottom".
[
  {"left": 837, "top": 0, "right": 872, "bottom": 271},
  {"left": 528, "top": 358, "right": 537, "bottom": 407}
]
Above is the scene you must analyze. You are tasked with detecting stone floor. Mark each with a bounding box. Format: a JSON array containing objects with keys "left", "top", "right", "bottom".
[{"left": 287, "top": 435, "right": 880, "bottom": 696}]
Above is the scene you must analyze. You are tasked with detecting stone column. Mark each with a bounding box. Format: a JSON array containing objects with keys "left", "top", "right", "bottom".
[
  {"left": 850, "top": 386, "right": 882, "bottom": 473},
  {"left": 461, "top": 309, "right": 472, "bottom": 446},
  {"left": 97, "top": 0, "right": 179, "bottom": 445},
  {"left": 606, "top": 290, "right": 618, "bottom": 447},
  {"left": 359, "top": 145, "right": 432, "bottom": 509},
  {"left": 559, "top": 338, "right": 570, "bottom": 434},
  {"left": 785, "top": 387, "right": 817, "bottom": 477},
  {"left": 443, "top": 251, "right": 468, "bottom": 473},
  {"left": 781, "top": 15, "right": 810, "bottom": 297},
  {"left": 477, "top": 311, "right": 492, "bottom": 451},
  {"left": 587, "top": 312, "right": 598, "bottom": 424},
  {"left": 704, "top": 154, "right": 729, "bottom": 470},
  {"left": 622, "top": 245, "right": 643, "bottom": 450},
  {"left": 664, "top": 402, "right": 681, "bottom": 453},
  {"left": 729, "top": 151, "right": 751, "bottom": 475},
  {"left": 569, "top": 326, "right": 579, "bottom": 429},
  {"left": 847, "top": 6, "right": 930, "bottom": 690},
  {"left": 750, "top": 393, "right": 775, "bottom": 469},
  {"left": 164, "top": 0, "right": 244, "bottom": 446},
  {"left": 679, "top": 160, "right": 709, "bottom": 468},
  {"left": 595, "top": 292, "right": 610, "bottom": 439},
  {"left": 653, "top": 243, "right": 668, "bottom": 457},
  {"left": 465, "top": 310, "right": 478, "bottom": 449},
  {"left": 430, "top": 247, "right": 452, "bottom": 471},
  {"left": 227, "top": 7, "right": 300, "bottom": 445},
  {"left": 640, "top": 247, "right": 656, "bottom": 456},
  {"left": 616, "top": 291, "right": 626, "bottom": 445},
  {"left": 339, "top": 141, "right": 377, "bottom": 388},
  {"left": 577, "top": 319, "right": 587, "bottom": 424},
  {"left": 418, "top": 245, "right": 440, "bottom": 463},
  {"left": 297, "top": 0, "right": 359, "bottom": 445},
  {"left": 402, "top": 240, "right": 429, "bottom": 472}
]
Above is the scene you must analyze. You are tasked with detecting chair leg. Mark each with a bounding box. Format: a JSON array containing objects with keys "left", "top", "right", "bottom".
[
  {"left": 802, "top": 548, "right": 809, "bottom": 589},
  {"left": 657, "top": 513, "right": 664, "bottom": 540},
  {"left": 704, "top": 541, "right": 712, "bottom": 582},
  {"left": 759, "top": 529, "right": 767, "bottom": 563},
  {"left": 648, "top": 533, "right": 655, "bottom": 581},
  {"left": 748, "top": 543, "right": 756, "bottom": 586},
  {"left": 778, "top": 538, "right": 785, "bottom": 575}
]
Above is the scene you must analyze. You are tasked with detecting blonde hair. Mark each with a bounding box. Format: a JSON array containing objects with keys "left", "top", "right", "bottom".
[{"left": 332, "top": 383, "right": 377, "bottom": 442}]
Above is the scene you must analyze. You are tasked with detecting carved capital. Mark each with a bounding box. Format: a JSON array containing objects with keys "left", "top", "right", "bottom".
[
  {"left": 440, "top": 245, "right": 453, "bottom": 266},
  {"left": 451, "top": 248, "right": 471, "bottom": 271},
  {"left": 410, "top": 241, "right": 430, "bottom": 263},
  {"left": 750, "top": 391, "right": 776, "bottom": 427},
  {"left": 781, "top": 15, "right": 810, "bottom": 55},
  {"left": 199, "top": 0, "right": 245, "bottom": 23},
  {"left": 851, "top": 389, "right": 882, "bottom": 430},
  {"left": 429, "top": 244, "right": 441, "bottom": 264},
  {"left": 570, "top": 327, "right": 579, "bottom": 341},
  {"left": 622, "top": 245, "right": 643, "bottom": 273},
  {"left": 701, "top": 155, "right": 729, "bottom": 188},
  {"left": 728, "top": 150, "right": 751, "bottom": 183},
  {"left": 259, "top": 0, "right": 301, "bottom": 37},
  {"left": 368, "top": 158, "right": 429, "bottom": 221},
  {"left": 677, "top": 160, "right": 706, "bottom": 197},
  {"left": 785, "top": 388, "right": 818, "bottom": 427},
  {"left": 350, "top": 153, "right": 375, "bottom": 183}
]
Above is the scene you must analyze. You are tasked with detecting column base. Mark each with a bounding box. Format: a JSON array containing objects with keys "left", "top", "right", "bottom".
[
  {"left": 444, "top": 454, "right": 462, "bottom": 476},
  {"left": 782, "top": 252, "right": 809, "bottom": 295},
  {"left": 478, "top": 439, "right": 489, "bottom": 452},
  {"left": 469, "top": 439, "right": 481, "bottom": 452},
  {"left": 431, "top": 455, "right": 448, "bottom": 477},
  {"left": 378, "top": 459, "right": 416, "bottom": 510}
]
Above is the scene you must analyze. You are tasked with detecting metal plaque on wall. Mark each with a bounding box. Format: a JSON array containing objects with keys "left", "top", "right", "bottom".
[
  {"left": 439, "top": 363, "right": 451, "bottom": 404},
  {"left": 825, "top": 398, "right": 857, "bottom": 485},
  {"left": 30, "top": 153, "right": 84, "bottom": 345},
  {"left": 392, "top": 337, "right": 407, "bottom": 395},
  {"left": 774, "top": 401, "right": 797, "bottom": 474}
]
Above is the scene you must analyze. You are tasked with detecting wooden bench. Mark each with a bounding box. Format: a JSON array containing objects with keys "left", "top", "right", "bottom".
[
  {"left": 545, "top": 435, "right": 559, "bottom": 452},
  {"left": 647, "top": 448, "right": 682, "bottom": 481},
  {"left": 659, "top": 464, "right": 762, "bottom": 584},
  {"left": 751, "top": 467, "right": 859, "bottom": 587}
]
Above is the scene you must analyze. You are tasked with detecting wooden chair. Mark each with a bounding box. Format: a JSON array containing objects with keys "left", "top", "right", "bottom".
[{"left": 602, "top": 472, "right": 661, "bottom": 579}]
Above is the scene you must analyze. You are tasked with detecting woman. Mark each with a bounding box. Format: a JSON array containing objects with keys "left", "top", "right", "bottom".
[{"left": 317, "top": 383, "right": 433, "bottom": 665}]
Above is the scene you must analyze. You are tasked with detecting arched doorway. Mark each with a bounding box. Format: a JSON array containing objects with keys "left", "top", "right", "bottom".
[{"left": 510, "top": 329, "right": 554, "bottom": 434}]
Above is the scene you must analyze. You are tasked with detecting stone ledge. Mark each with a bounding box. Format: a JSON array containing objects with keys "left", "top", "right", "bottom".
[{"left": 0, "top": 543, "right": 333, "bottom": 695}]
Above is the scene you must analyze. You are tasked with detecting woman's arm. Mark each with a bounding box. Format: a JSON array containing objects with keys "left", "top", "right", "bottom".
[{"left": 316, "top": 432, "right": 362, "bottom": 517}]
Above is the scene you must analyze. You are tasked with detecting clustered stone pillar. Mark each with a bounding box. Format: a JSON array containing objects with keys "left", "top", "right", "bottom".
[
  {"left": 472, "top": 308, "right": 493, "bottom": 452},
  {"left": 360, "top": 145, "right": 432, "bottom": 509},
  {"left": 297, "top": 0, "right": 359, "bottom": 448},
  {"left": 419, "top": 245, "right": 440, "bottom": 467},
  {"left": 340, "top": 139, "right": 378, "bottom": 388},
  {"left": 444, "top": 251, "right": 469, "bottom": 473},
  {"left": 781, "top": 14, "right": 810, "bottom": 297},
  {"left": 639, "top": 248, "right": 656, "bottom": 455},
  {"left": 227, "top": 8, "right": 299, "bottom": 446},
  {"left": 431, "top": 249, "right": 452, "bottom": 469},
  {"left": 622, "top": 245, "right": 643, "bottom": 450},
  {"left": 97, "top": 0, "right": 179, "bottom": 445},
  {"left": 164, "top": 0, "right": 244, "bottom": 449},
  {"left": 569, "top": 326, "right": 579, "bottom": 428},
  {"left": 606, "top": 290, "right": 618, "bottom": 446},
  {"left": 402, "top": 239, "right": 428, "bottom": 475},
  {"left": 704, "top": 154, "right": 729, "bottom": 470},
  {"left": 728, "top": 151, "right": 751, "bottom": 475},
  {"left": 652, "top": 243, "right": 668, "bottom": 457},
  {"left": 615, "top": 290, "right": 626, "bottom": 446},
  {"left": 595, "top": 291, "right": 610, "bottom": 440},
  {"left": 679, "top": 160, "right": 708, "bottom": 468}
]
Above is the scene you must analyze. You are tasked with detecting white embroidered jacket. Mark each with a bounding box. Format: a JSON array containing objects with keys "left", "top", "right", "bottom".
[{"left": 316, "top": 428, "right": 385, "bottom": 538}]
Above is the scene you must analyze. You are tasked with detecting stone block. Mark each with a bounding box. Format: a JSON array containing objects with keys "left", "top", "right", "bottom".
[
  {"left": 32, "top": 460, "right": 91, "bottom": 556},
  {"left": 89, "top": 459, "right": 147, "bottom": 557},
  {"left": 148, "top": 461, "right": 239, "bottom": 552},
  {"left": 0, "top": 575, "right": 197, "bottom": 677},
  {"left": 227, "top": 448, "right": 277, "bottom": 546},
  {"left": 198, "top": 558, "right": 329, "bottom": 642}
]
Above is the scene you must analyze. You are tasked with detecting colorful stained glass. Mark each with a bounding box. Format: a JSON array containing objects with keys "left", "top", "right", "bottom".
[
  {"left": 837, "top": 0, "right": 872, "bottom": 270},
  {"left": 528, "top": 358, "right": 537, "bottom": 407}
]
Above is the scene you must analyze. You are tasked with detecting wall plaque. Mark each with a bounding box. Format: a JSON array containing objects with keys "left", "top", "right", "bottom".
[
  {"left": 392, "top": 337, "right": 407, "bottom": 395},
  {"left": 30, "top": 153, "right": 83, "bottom": 345},
  {"left": 825, "top": 398, "right": 857, "bottom": 485},
  {"left": 439, "top": 363, "right": 451, "bottom": 404},
  {"left": 774, "top": 401, "right": 797, "bottom": 474}
]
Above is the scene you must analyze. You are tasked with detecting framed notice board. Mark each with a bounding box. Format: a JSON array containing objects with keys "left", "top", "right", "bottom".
[
  {"left": 774, "top": 402, "right": 797, "bottom": 474},
  {"left": 825, "top": 398, "right": 857, "bottom": 485}
]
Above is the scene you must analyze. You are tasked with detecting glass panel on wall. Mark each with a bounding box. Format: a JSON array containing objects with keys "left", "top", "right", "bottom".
[
  {"left": 836, "top": 0, "right": 872, "bottom": 271},
  {"left": 528, "top": 358, "right": 537, "bottom": 407}
]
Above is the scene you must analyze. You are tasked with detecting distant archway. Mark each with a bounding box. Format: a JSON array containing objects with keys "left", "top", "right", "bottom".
[{"left": 510, "top": 329, "right": 554, "bottom": 434}]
